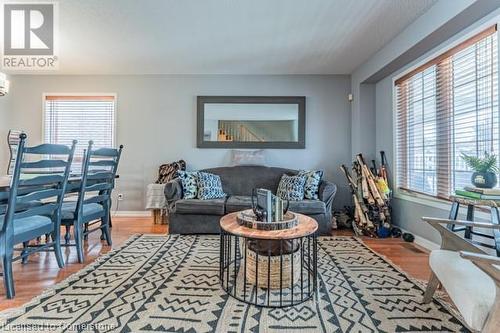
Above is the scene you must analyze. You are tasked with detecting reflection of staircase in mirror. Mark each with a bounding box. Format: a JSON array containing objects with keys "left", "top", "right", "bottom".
[{"left": 218, "top": 121, "right": 265, "bottom": 142}]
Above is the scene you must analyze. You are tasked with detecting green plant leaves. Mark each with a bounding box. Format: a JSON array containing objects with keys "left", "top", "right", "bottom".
[{"left": 461, "top": 152, "right": 499, "bottom": 173}]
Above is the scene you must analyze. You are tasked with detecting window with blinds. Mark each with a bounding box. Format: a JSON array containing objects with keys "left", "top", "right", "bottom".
[
  {"left": 44, "top": 95, "right": 116, "bottom": 161},
  {"left": 396, "top": 26, "right": 498, "bottom": 198}
]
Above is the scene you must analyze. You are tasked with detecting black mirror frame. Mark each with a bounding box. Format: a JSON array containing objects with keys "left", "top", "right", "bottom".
[{"left": 197, "top": 96, "right": 306, "bottom": 149}]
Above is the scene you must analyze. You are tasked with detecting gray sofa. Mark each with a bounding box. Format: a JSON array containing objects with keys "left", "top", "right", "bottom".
[{"left": 164, "top": 165, "right": 337, "bottom": 235}]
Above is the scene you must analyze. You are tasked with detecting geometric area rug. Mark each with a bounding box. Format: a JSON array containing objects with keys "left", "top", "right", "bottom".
[{"left": 0, "top": 235, "right": 469, "bottom": 333}]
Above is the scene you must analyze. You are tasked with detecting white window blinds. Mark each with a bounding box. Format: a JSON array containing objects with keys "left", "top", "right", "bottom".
[
  {"left": 44, "top": 95, "right": 116, "bottom": 158},
  {"left": 396, "top": 26, "right": 498, "bottom": 198}
]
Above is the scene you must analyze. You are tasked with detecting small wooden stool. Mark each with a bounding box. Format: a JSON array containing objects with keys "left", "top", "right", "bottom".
[
  {"left": 448, "top": 196, "right": 500, "bottom": 256},
  {"left": 152, "top": 208, "right": 168, "bottom": 225},
  {"left": 146, "top": 183, "right": 168, "bottom": 225}
]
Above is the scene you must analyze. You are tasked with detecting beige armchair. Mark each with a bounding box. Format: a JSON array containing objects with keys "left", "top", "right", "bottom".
[{"left": 421, "top": 217, "right": 499, "bottom": 332}]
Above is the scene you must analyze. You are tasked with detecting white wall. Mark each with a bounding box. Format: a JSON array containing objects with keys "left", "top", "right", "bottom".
[{"left": 3, "top": 74, "right": 352, "bottom": 211}]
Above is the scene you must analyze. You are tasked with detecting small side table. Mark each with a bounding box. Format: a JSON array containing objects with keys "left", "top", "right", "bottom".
[
  {"left": 448, "top": 196, "right": 500, "bottom": 256},
  {"left": 219, "top": 212, "right": 318, "bottom": 308}
]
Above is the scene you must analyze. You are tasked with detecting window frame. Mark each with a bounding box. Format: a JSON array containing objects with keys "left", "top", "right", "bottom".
[
  {"left": 41, "top": 92, "right": 118, "bottom": 153},
  {"left": 392, "top": 22, "right": 500, "bottom": 206}
]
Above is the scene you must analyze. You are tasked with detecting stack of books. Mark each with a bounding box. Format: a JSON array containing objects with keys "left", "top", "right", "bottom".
[{"left": 455, "top": 186, "right": 500, "bottom": 200}]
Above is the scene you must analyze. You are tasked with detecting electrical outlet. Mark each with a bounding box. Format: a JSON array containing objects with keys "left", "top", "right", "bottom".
[{"left": 117, "top": 193, "right": 124, "bottom": 201}]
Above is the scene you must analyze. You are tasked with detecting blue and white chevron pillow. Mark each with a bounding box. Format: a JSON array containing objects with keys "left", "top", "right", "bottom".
[
  {"left": 197, "top": 172, "right": 226, "bottom": 200},
  {"left": 277, "top": 174, "right": 306, "bottom": 201},
  {"left": 177, "top": 170, "right": 198, "bottom": 199},
  {"left": 298, "top": 170, "right": 324, "bottom": 200}
]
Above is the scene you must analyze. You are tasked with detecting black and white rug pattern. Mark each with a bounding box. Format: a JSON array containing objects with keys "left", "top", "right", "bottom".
[{"left": 0, "top": 235, "right": 469, "bottom": 332}]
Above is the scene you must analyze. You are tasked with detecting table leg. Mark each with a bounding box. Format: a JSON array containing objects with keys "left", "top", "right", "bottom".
[
  {"left": 153, "top": 209, "right": 161, "bottom": 224},
  {"left": 108, "top": 198, "right": 113, "bottom": 228},
  {"left": 64, "top": 225, "right": 71, "bottom": 244},
  {"left": 101, "top": 198, "right": 112, "bottom": 240},
  {"left": 490, "top": 207, "right": 500, "bottom": 257},
  {"left": 447, "top": 201, "right": 459, "bottom": 231},
  {"left": 84, "top": 223, "right": 89, "bottom": 241},
  {"left": 464, "top": 204, "right": 475, "bottom": 239}
]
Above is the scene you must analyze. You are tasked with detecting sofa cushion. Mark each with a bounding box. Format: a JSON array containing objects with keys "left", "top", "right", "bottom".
[
  {"left": 288, "top": 200, "right": 326, "bottom": 215},
  {"left": 201, "top": 166, "right": 296, "bottom": 196},
  {"left": 174, "top": 198, "right": 226, "bottom": 215},
  {"left": 277, "top": 174, "right": 306, "bottom": 201},
  {"left": 197, "top": 172, "right": 226, "bottom": 200},
  {"left": 226, "top": 196, "right": 253, "bottom": 213},
  {"left": 226, "top": 196, "right": 326, "bottom": 215},
  {"left": 430, "top": 249, "right": 496, "bottom": 331}
]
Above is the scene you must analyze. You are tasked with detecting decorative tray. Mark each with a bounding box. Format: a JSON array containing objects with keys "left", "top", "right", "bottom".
[{"left": 236, "top": 209, "right": 298, "bottom": 231}]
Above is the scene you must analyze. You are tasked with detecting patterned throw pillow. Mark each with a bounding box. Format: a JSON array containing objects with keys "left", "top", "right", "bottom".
[
  {"left": 177, "top": 170, "right": 198, "bottom": 199},
  {"left": 298, "top": 170, "right": 324, "bottom": 200},
  {"left": 197, "top": 172, "right": 226, "bottom": 200},
  {"left": 277, "top": 174, "right": 306, "bottom": 201}
]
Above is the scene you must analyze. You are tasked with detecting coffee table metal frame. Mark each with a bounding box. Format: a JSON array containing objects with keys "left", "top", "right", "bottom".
[{"left": 219, "top": 212, "right": 318, "bottom": 308}]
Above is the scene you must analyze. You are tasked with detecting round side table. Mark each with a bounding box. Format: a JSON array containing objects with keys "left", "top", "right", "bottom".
[{"left": 219, "top": 211, "right": 318, "bottom": 308}]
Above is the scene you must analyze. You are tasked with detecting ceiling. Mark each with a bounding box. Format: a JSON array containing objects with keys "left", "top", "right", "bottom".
[{"left": 6, "top": 0, "right": 437, "bottom": 75}]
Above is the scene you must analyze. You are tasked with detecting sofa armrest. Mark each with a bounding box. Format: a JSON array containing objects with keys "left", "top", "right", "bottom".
[
  {"left": 318, "top": 180, "right": 337, "bottom": 212},
  {"left": 164, "top": 178, "right": 183, "bottom": 209}
]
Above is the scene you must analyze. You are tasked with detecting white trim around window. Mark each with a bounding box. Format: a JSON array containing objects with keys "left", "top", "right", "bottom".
[{"left": 41, "top": 92, "right": 118, "bottom": 149}]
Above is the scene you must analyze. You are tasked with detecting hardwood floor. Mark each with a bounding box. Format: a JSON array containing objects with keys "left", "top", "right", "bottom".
[{"left": 0, "top": 217, "right": 432, "bottom": 311}]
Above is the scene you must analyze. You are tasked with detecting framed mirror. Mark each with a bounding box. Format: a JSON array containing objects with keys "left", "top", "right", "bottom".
[{"left": 197, "top": 96, "right": 305, "bottom": 149}]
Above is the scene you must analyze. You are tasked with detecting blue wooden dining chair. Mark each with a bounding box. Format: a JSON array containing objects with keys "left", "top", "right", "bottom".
[
  {"left": 61, "top": 141, "right": 123, "bottom": 263},
  {"left": 0, "top": 134, "right": 76, "bottom": 299}
]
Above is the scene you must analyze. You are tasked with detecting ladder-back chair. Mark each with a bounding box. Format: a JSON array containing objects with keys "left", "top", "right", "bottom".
[
  {"left": 61, "top": 141, "right": 123, "bottom": 263},
  {"left": 0, "top": 134, "right": 76, "bottom": 298}
]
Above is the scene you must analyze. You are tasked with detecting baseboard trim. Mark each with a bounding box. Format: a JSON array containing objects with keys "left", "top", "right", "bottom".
[
  {"left": 114, "top": 211, "right": 151, "bottom": 217},
  {"left": 412, "top": 234, "right": 440, "bottom": 251}
]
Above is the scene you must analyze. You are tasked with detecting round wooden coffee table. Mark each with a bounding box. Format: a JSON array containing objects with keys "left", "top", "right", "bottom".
[{"left": 219, "top": 211, "right": 318, "bottom": 308}]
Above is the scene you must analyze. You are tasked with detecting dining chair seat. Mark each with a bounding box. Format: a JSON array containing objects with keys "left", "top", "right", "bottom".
[
  {"left": 61, "top": 202, "right": 104, "bottom": 222},
  {"left": 0, "top": 215, "right": 53, "bottom": 244}
]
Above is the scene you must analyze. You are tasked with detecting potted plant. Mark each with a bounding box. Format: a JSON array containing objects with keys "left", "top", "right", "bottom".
[{"left": 461, "top": 152, "right": 499, "bottom": 188}]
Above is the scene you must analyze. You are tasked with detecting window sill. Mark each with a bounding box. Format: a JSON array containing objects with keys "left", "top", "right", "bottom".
[
  {"left": 393, "top": 189, "right": 492, "bottom": 220},
  {"left": 394, "top": 189, "right": 452, "bottom": 210}
]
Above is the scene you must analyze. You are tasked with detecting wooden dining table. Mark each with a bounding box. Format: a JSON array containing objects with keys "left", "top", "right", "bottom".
[
  {"left": 0, "top": 175, "right": 11, "bottom": 189},
  {"left": 0, "top": 173, "right": 118, "bottom": 239},
  {"left": 0, "top": 173, "right": 119, "bottom": 190},
  {"left": 0, "top": 173, "right": 87, "bottom": 192},
  {"left": 0, "top": 174, "right": 83, "bottom": 190}
]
